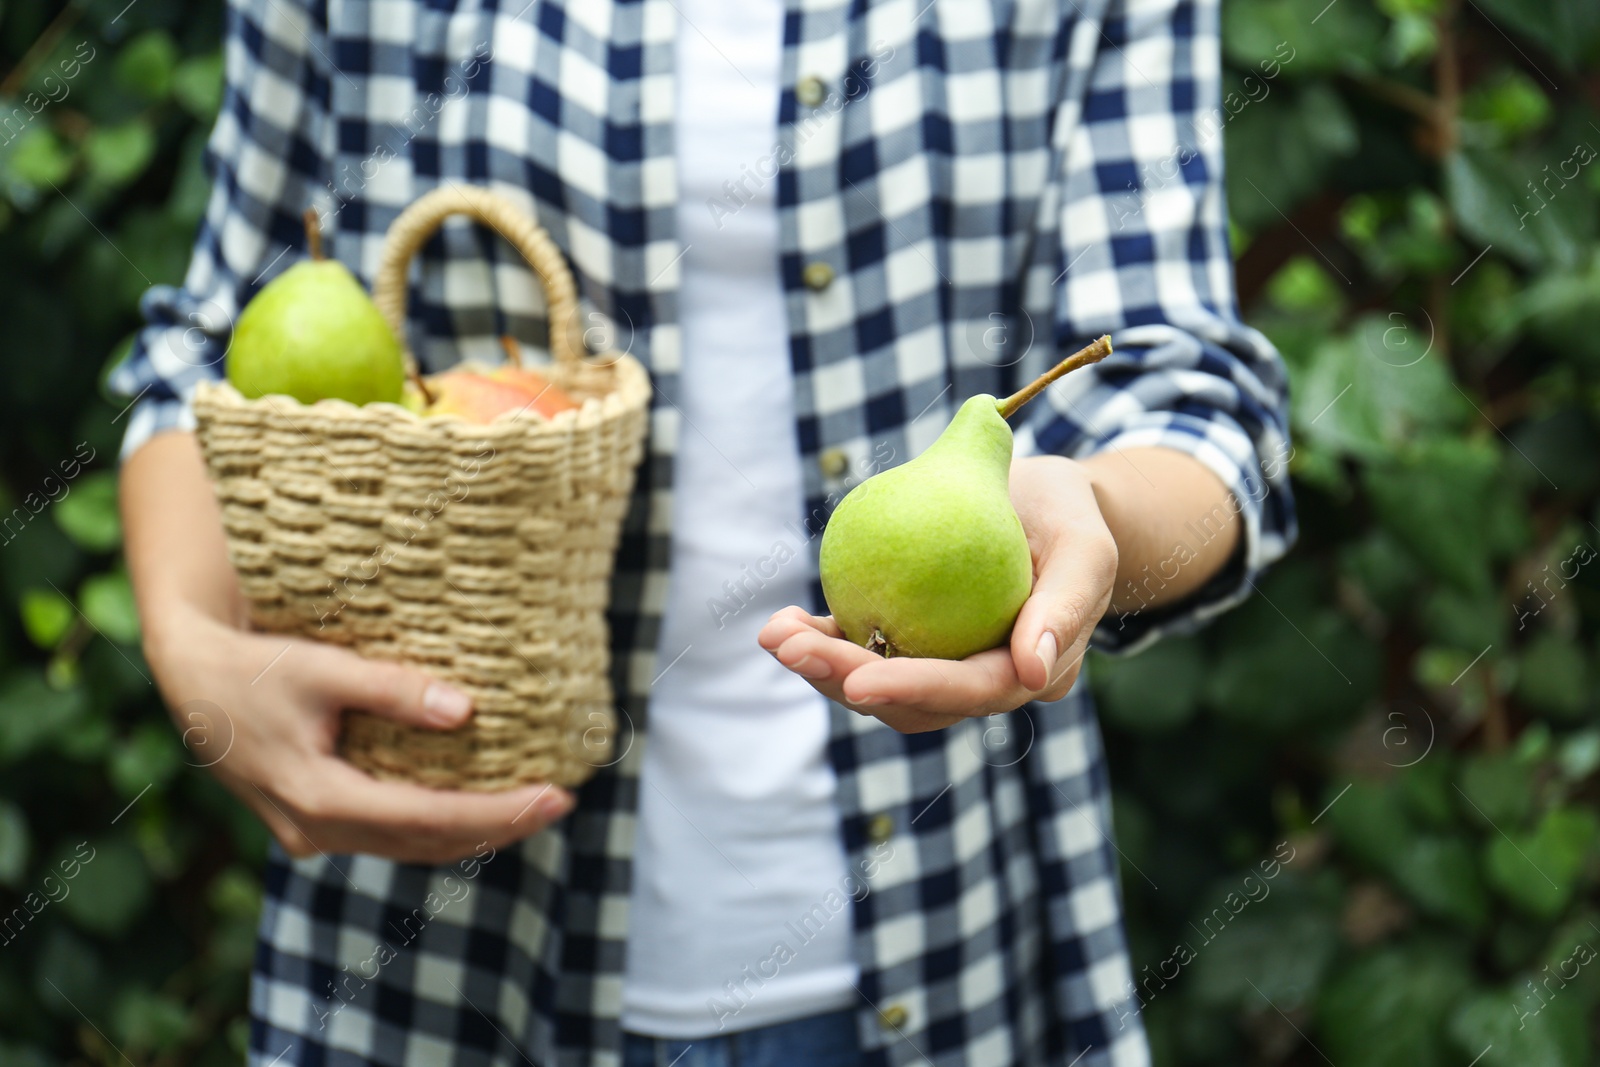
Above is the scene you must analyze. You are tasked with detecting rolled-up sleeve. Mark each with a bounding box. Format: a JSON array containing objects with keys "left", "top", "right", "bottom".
[
  {"left": 108, "top": 0, "right": 329, "bottom": 460},
  {"left": 1015, "top": 0, "right": 1296, "bottom": 653}
]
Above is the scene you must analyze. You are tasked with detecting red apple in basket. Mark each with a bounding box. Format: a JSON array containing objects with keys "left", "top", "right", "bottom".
[{"left": 406, "top": 336, "right": 580, "bottom": 423}]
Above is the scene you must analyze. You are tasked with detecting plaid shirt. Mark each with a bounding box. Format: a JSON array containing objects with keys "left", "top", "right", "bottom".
[{"left": 111, "top": 0, "right": 1295, "bottom": 1063}]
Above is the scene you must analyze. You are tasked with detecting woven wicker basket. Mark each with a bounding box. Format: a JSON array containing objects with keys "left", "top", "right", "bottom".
[{"left": 192, "top": 186, "right": 651, "bottom": 792}]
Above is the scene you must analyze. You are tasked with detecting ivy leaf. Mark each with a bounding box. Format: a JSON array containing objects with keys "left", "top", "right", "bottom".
[
  {"left": 113, "top": 31, "right": 178, "bottom": 101},
  {"left": 111, "top": 988, "right": 191, "bottom": 1054},
  {"left": 1364, "top": 438, "right": 1504, "bottom": 593},
  {"left": 1448, "top": 984, "right": 1590, "bottom": 1067},
  {"left": 3, "top": 126, "right": 75, "bottom": 189},
  {"left": 1317, "top": 943, "right": 1473, "bottom": 1067},
  {"left": 53, "top": 472, "right": 121, "bottom": 552},
  {"left": 1390, "top": 836, "right": 1489, "bottom": 930},
  {"left": 108, "top": 721, "right": 182, "bottom": 798},
  {"left": 1190, "top": 880, "right": 1340, "bottom": 1011},
  {"left": 1090, "top": 637, "right": 1205, "bottom": 733},
  {"left": 172, "top": 51, "right": 224, "bottom": 120},
  {"left": 1326, "top": 779, "right": 1413, "bottom": 872},
  {"left": 19, "top": 587, "right": 74, "bottom": 649},
  {"left": 79, "top": 572, "right": 139, "bottom": 645},
  {"left": 1515, "top": 634, "right": 1590, "bottom": 720},
  {"left": 1445, "top": 150, "right": 1590, "bottom": 272},
  {"left": 0, "top": 799, "right": 29, "bottom": 888},
  {"left": 1457, "top": 753, "right": 1534, "bottom": 829},
  {"left": 1484, "top": 808, "right": 1600, "bottom": 918},
  {"left": 56, "top": 836, "right": 152, "bottom": 938},
  {"left": 1294, "top": 321, "right": 1469, "bottom": 462},
  {"left": 83, "top": 123, "right": 157, "bottom": 189},
  {"left": 0, "top": 674, "right": 88, "bottom": 764},
  {"left": 1223, "top": 0, "right": 1386, "bottom": 74},
  {"left": 1467, "top": 0, "right": 1600, "bottom": 72}
]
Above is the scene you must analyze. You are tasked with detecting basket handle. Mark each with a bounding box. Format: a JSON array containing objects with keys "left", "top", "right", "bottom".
[{"left": 373, "top": 185, "right": 584, "bottom": 369}]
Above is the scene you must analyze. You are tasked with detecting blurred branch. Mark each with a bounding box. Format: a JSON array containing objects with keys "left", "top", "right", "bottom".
[{"left": 0, "top": 1, "right": 83, "bottom": 98}]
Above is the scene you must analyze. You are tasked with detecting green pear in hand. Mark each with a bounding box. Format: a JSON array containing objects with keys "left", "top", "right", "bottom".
[
  {"left": 227, "top": 208, "right": 405, "bottom": 406},
  {"left": 819, "top": 336, "right": 1112, "bottom": 661}
]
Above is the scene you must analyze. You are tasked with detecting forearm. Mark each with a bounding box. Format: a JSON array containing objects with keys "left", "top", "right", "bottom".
[
  {"left": 119, "top": 431, "right": 246, "bottom": 662},
  {"left": 1077, "top": 446, "right": 1242, "bottom": 615}
]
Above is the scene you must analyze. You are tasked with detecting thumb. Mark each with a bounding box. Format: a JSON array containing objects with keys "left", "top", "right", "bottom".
[
  {"left": 1009, "top": 536, "right": 1116, "bottom": 692},
  {"left": 294, "top": 642, "right": 473, "bottom": 729}
]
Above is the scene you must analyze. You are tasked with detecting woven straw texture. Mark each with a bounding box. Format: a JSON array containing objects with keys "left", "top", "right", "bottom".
[{"left": 192, "top": 186, "right": 650, "bottom": 792}]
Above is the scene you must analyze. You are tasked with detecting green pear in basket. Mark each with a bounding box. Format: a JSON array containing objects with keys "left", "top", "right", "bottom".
[{"left": 227, "top": 208, "right": 407, "bottom": 406}]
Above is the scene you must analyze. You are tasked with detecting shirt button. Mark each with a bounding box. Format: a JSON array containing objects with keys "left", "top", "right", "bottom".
[
  {"left": 878, "top": 1004, "right": 909, "bottom": 1030},
  {"left": 819, "top": 448, "right": 850, "bottom": 480},
  {"left": 796, "top": 75, "right": 828, "bottom": 108},
  {"left": 866, "top": 812, "right": 894, "bottom": 844},
  {"left": 803, "top": 261, "right": 835, "bottom": 291}
]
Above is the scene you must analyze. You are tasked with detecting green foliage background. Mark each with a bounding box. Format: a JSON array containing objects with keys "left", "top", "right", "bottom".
[{"left": 0, "top": 0, "right": 1596, "bottom": 1063}]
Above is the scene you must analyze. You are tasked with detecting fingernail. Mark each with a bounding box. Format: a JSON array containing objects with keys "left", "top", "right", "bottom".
[
  {"left": 423, "top": 683, "right": 472, "bottom": 726},
  {"left": 537, "top": 790, "right": 575, "bottom": 821},
  {"left": 1036, "top": 631, "right": 1059, "bottom": 679},
  {"left": 852, "top": 694, "right": 889, "bottom": 707},
  {"left": 791, "top": 655, "right": 832, "bottom": 680}
]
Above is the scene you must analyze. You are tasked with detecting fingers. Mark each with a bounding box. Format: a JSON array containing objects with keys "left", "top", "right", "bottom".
[
  {"left": 294, "top": 641, "right": 474, "bottom": 729},
  {"left": 841, "top": 648, "right": 1031, "bottom": 717},
  {"left": 257, "top": 759, "right": 575, "bottom": 864},
  {"left": 758, "top": 606, "right": 843, "bottom": 651},
  {"left": 768, "top": 616, "right": 1036, "bottom": 722},
  {"left": 768, "top": 622, "right": 884, "bottom": 701}
]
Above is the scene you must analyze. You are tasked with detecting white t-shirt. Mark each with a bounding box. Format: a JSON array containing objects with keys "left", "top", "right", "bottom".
[{"left": 619, "top": 0, "right": 859, "bottom": 1039}]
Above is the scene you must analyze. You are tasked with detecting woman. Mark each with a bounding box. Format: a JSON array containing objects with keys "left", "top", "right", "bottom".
[{"left": 113, "top": 0, "right": 1294, "bottom": 1064}]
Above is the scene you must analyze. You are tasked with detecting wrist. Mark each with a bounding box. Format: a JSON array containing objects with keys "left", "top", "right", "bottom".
[{"left": 140, "top": 595, "right": 233, "bottom": 677}]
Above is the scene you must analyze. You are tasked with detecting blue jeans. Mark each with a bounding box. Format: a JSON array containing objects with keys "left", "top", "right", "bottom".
[{"left": 622, "top": 1009, "right": 861, "bottom": 1067}]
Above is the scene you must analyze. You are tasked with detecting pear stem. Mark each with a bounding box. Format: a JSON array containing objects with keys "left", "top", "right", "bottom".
[
  {"left": 995, "top": 334, "right": 1113, "bottom": 419},
  {"left": 302, "top": 207, "right": 325, "bottom": 261},
  {"left": 407, "top": 362, "right": 435, "bottom": 407},
  {"left": 499, "top": 334, "right": 525, "bottom": 369}
]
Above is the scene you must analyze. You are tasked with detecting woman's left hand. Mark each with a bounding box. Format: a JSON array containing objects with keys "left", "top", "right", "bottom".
[{"left": 758, "top": 454, "right": 1120, "bottom": 734}]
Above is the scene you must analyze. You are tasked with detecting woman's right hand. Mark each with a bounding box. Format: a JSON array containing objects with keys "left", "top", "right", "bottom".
[{"left": 146, "top": 601, "right": 575, "bottom": 865}]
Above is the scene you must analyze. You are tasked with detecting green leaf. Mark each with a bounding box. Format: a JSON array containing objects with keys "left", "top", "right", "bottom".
[
  {"left": 52, "top": 471, "right": 120, "bottom": 552},
  {"left": 56, "top": 836, "right": 152, "bottom": 938},
  {"left": 1556, "top": 729, "right": 1600, "bottom": 782},
  {"left": 3, "top": 126, "right": 74, "bottom": 188},
  {"left": 1090, "top": 637, "right": 1204, "bottom": 733},
  {"left": 1462, "top": 69, "right": 1553, "bottom": 142},
  {"left": 1448, "top": 985, "right": 1590, "bottom": 1067},
  {"left": 1484, "top": 808, "right": 1600, "bottom": 918},
  {"left": 1318, "top": 943, "right": 1473, "bottom": 1067},
  {"left": 1445, "top": 150, "right": 1591, "bottom": 272},
  {"left": 1419, "top": 586, "right": 1506, "bottom": 652},
  {"left": 1293, "top": 322, "right": 1469, "bottom": 463},
  {"left": 1390, "top": 836, "right": 1489, "bottom": 929},
  {"left": 1223, "top": 0, "right": 1385, "bottom": 74},
  {"left": 172, "top": 51, "right": 224, "bottom": 119},
  {"left": 1468, "top": 0, "right": 1600, "bottom": 72},
  {"left": 0, "top": 674, "right": 88, "bottom": 764},
  {"left": 82, "top": 123, "right": 157, "bottom": 189},
  {"left": 1364, "top": 438, "right": 1504, "bottom": 593},
  {"left": 0, "top": 799, "right": 29, "bottom": 888},
  {"left": 1190, "top": 880, "right": 1340, "bottom": 1011},
  {"left": 19, "top": 587, "right": 74, "bottom": 649},
  {"left": 34, "top": 925, "right": 106, "bottom": 1016},
  {"left": 112, "top": 988, "right": 191, "bottom": 1054},
  {"left": 1515, "top": 635, "right": 1590, "bottom": 719},
  {"left": 78, "top": 571, "right": 139, "bottom": 645},
  {"left": 108, "top": 721, "right": 182, "bottom": 797},
  {"left": 1326, "top": 779, "right": 1413, "bottom": 872},
  {"left": 113, "top": 31, "right": 179, "bottom": 101},
  {"left": 1457, "top": 753, "right": 1534, "bottom": 829}
]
